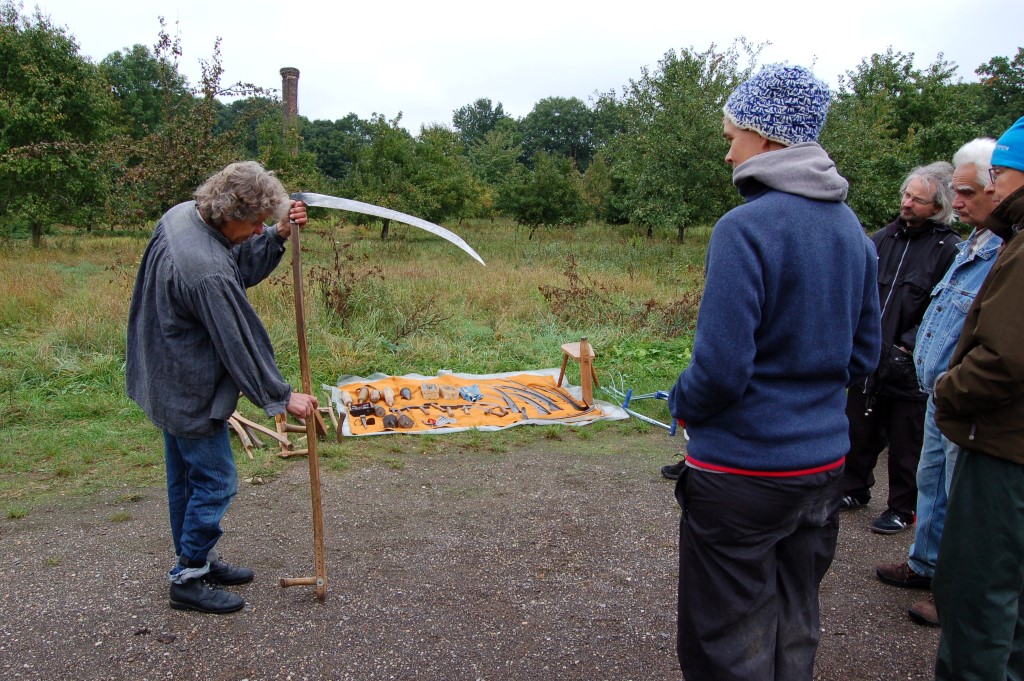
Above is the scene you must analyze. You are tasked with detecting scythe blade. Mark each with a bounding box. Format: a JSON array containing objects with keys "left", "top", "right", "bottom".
[{"left": 291, "top": 192, "right": 486, "bottom": 266}]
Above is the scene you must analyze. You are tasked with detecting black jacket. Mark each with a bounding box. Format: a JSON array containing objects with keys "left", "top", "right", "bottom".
[{"left": 866, "top": 217, "right": 961, "bottom": 400}]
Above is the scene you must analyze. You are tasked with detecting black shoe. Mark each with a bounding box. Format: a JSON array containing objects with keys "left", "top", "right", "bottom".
[
  {"left": 208, "top": 559, "right": 254, "bottom": 586},
  {"left": 169, "top": 578, "right": 244, "bottom": 614},
  {"left": 839, "top": 493, "right": 869, "bottom": 511},
  {"left": 870, "top": 509, "right": 914, "bottom": 535},
  {"left": 661, "top": 460, "right": 686, "bottom": 480}
]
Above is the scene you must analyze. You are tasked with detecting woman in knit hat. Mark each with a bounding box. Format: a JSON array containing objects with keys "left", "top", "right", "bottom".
[{"left": 667, "top": 64, "right": 881, "bottom": 680}]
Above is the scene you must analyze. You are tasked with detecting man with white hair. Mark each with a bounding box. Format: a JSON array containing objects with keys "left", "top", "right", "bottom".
[
  {"left": 874, "top": 138, "right": 1000, "bottom": 627},
  {"left": 841, "top": 163, "right": 962, "bottom": 534}
]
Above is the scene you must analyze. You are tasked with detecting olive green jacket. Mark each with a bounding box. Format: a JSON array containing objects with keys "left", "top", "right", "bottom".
[{"left": 934, "top": 186, "right": 1024, "bottom": 463}]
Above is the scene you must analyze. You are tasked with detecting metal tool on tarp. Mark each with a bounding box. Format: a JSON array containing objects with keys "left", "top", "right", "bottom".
[{"left": 600, "top": 370, "right": 683, "bottom": 437}]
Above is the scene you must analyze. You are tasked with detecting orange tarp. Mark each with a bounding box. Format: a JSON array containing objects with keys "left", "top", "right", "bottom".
[{"left": 333, "top": 371, "right": 615, "bottom": 436}]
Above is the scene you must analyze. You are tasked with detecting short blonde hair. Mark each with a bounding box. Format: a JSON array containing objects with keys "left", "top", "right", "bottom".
[{"left": 194, "top": 161, "right": 289, "bottom": 228}]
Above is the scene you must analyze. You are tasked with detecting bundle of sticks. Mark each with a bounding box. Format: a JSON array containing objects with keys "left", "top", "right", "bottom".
[{"left": 227, "top": 399, "right": 334, "bottom": 460}]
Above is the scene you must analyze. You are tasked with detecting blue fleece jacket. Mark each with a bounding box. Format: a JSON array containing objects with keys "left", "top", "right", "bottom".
[{"left": 669, "top": 143, "right": 880, "bottom": 473}]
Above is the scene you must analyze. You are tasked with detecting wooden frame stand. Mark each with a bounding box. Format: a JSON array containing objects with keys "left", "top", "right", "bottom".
[{"left": 557, "top": 337, "right": 600, "bottom": 406}]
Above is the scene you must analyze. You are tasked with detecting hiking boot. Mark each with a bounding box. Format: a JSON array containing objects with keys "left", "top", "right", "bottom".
[
  {"left": 208, "top": 559, "right": 254, "bottom": 586},
  {"left": 875, "top": 561, "right": 931, "bottom": 589},
  {"left": 661, "top": 460, "right": 686, "bottom": 481},
  {"left": 839, "top": 493, "right": 870, "bottom": 511},
  {"left": 870, "top": 509, "right": 914, "bottom": 535},
  {"left": 908, "top": 595, "right": 940, "bottom": 627},
  {"left": 169, "top": 578, "right": 244, "bottom": 614}
]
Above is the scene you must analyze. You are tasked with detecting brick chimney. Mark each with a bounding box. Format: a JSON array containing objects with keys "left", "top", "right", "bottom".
[{"left": 280, "top": 67, "right": 300, "bottom": 156}]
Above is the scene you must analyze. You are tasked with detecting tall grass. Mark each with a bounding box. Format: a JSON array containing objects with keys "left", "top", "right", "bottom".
[{"left": 0, "top": 219, "right": 707, "bottom": 512}]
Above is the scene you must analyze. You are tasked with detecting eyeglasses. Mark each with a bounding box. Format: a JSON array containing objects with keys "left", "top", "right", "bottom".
[
  {"left": 902, "top": 191, "right": 934, "bottom": 206},
  {"left": 989, "top": 167, "right": 1005, "bottom": 184}
]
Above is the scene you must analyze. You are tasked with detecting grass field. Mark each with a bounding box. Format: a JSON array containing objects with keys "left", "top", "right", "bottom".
[{"left": 0, "top": 217, "right": 709, "bottom": 516}]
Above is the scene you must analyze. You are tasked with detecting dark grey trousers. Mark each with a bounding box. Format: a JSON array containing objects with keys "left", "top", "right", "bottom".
[
  {"left": 675, "top": 466, "right": 842, "bottom": 681},
  {"left": 934, "top": 449, "right": 1024, "bottom": 680},
  {"left": 843, "top": 389, "right": 927, "bottom": 517}
]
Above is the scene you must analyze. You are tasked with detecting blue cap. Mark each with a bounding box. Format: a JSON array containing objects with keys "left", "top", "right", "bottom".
[
  {"left": 992, "top": 116, "right": 1024, "bottom": 173},
  {"left": 724, "top": 64, "right": 831, "bottom": 147}
]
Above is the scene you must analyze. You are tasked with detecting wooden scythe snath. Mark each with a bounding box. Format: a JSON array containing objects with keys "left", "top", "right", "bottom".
[{"left": 277, "top": 217, "right": 328, "bottom": 602}]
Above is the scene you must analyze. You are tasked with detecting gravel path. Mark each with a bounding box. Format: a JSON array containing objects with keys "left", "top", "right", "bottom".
[{"left": 0, "top": 431, "right": 938, "bottom": 680}]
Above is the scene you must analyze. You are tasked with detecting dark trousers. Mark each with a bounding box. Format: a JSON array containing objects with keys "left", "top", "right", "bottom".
[
  {"left": 842, "top": 389, "right": 927, "bottom": 517},
  {"left": 675, "top": 466, "right": 841, "bottom": 681},
  {"left": 934, "top": 450, "right": 1024, "bottom": 680}
]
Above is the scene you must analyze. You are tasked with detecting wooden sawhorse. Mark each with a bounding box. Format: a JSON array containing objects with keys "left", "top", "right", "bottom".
[{"left": 557, "top": 337, "right": 599, "bottom": 406}]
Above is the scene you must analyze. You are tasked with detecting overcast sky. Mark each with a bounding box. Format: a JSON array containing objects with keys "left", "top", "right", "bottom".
[{"left": 27, "top": 0, "right": 1024, "bottom": 134}]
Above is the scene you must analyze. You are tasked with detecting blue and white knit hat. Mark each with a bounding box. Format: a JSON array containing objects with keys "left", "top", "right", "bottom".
[
  {"left": 723, "top": 64, "right": 831, "bottom": 147},
  {"left": 992, "top": 115, "right": 1024, "bottom": 173}
]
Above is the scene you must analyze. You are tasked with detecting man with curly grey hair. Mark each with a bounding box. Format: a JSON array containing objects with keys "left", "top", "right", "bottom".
[
  {"left": 840, "top": 163, "right": 962, "bottom": 534},
  {"left": 127, "top": 161, "right": 319, "bottom": 614},
  {"left": 873, "top": 139, "right": 1000, "bottom": 628}
]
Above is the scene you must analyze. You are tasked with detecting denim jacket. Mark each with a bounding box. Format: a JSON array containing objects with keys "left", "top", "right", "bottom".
[{"left": 914, "top": 229, "right": 1002, "bottom": 395}]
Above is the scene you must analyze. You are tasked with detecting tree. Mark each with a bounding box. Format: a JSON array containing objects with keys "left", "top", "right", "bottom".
[
  {"left": 215, "top": 96, "right": 280, "bottom": 158},
  {"left": 821, "top": 48, "right": 989, "bottom": 229},
  {"left": 452, "top": 98, "right": 510, "bottom": 148},
  {"left": 344, "top": 114, "right": 420, "bottom": 238},
  {"left": 411, "top": 124, "right": 483, "bottom": 224},
  {"left": 582, "top": 151, "right": 613, "bottom": 222},
  {"left": 519, "top": 96, "right": 595, "bottom": 170},
  {"left": 104, "top": 21, "right": 273, "bottom": 225},
  {"left": 590, "top": 92, "right": 629, "bottom": 152},
  {"left": 467, "top": 124, "right": 521, "bottom": 183},
  {"left": 463, "top": 125, "right": 523, "bottom": 219},
  {"left": 606, "top": 42, "right": 757, "bottom": 240},
  {"left": 301, "top": 113, "right": 370, "bottom": 181},
  {"left": 99, "top": 43, "right": 189, "bottom": 139},
  {"left": 499, "top": 151, "right": 588, "bottom": 239},
  {"left": 0, "top": 1, "right": 116, "bottom": 245},
  {"left": 977, "top": 47, "right": 1024, "bottom": 132}
]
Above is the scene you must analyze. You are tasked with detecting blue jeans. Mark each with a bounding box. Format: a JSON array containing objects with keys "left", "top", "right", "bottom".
[
  {"left": 164, "top": 427, "right": 237, "bottom": 582},
  {"left": 907, "top": 397, "right": 960, "bottom": 578}
]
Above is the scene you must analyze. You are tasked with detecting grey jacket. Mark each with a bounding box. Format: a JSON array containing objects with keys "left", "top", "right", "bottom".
[{"left": 126, "top": 201, "right": 292, "bottom": 437}]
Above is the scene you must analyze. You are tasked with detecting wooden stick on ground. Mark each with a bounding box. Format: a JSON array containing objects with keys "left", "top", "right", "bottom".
[
  {"left": 278, "top": 219, "right": 328, "bottom": 602},
  {"left": 227, "top": 416, "right": 255, "bottom": 460},
  {"left": 231, "top": 411, "right": 292, "bottom": 449},
  {"left": 241, "top": 424, "right": 265, "bottom": 449}
]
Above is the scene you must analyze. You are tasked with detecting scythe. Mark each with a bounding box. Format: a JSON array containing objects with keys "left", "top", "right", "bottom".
[
  {"left": 291, "top": 192, "right": 486, "bottom": 266},
  {"left": 278, "top": 216, "right": 329, "bottom": 601},
  {"left": 278, "top": 194, "right": 485, "bottom": 602}
]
